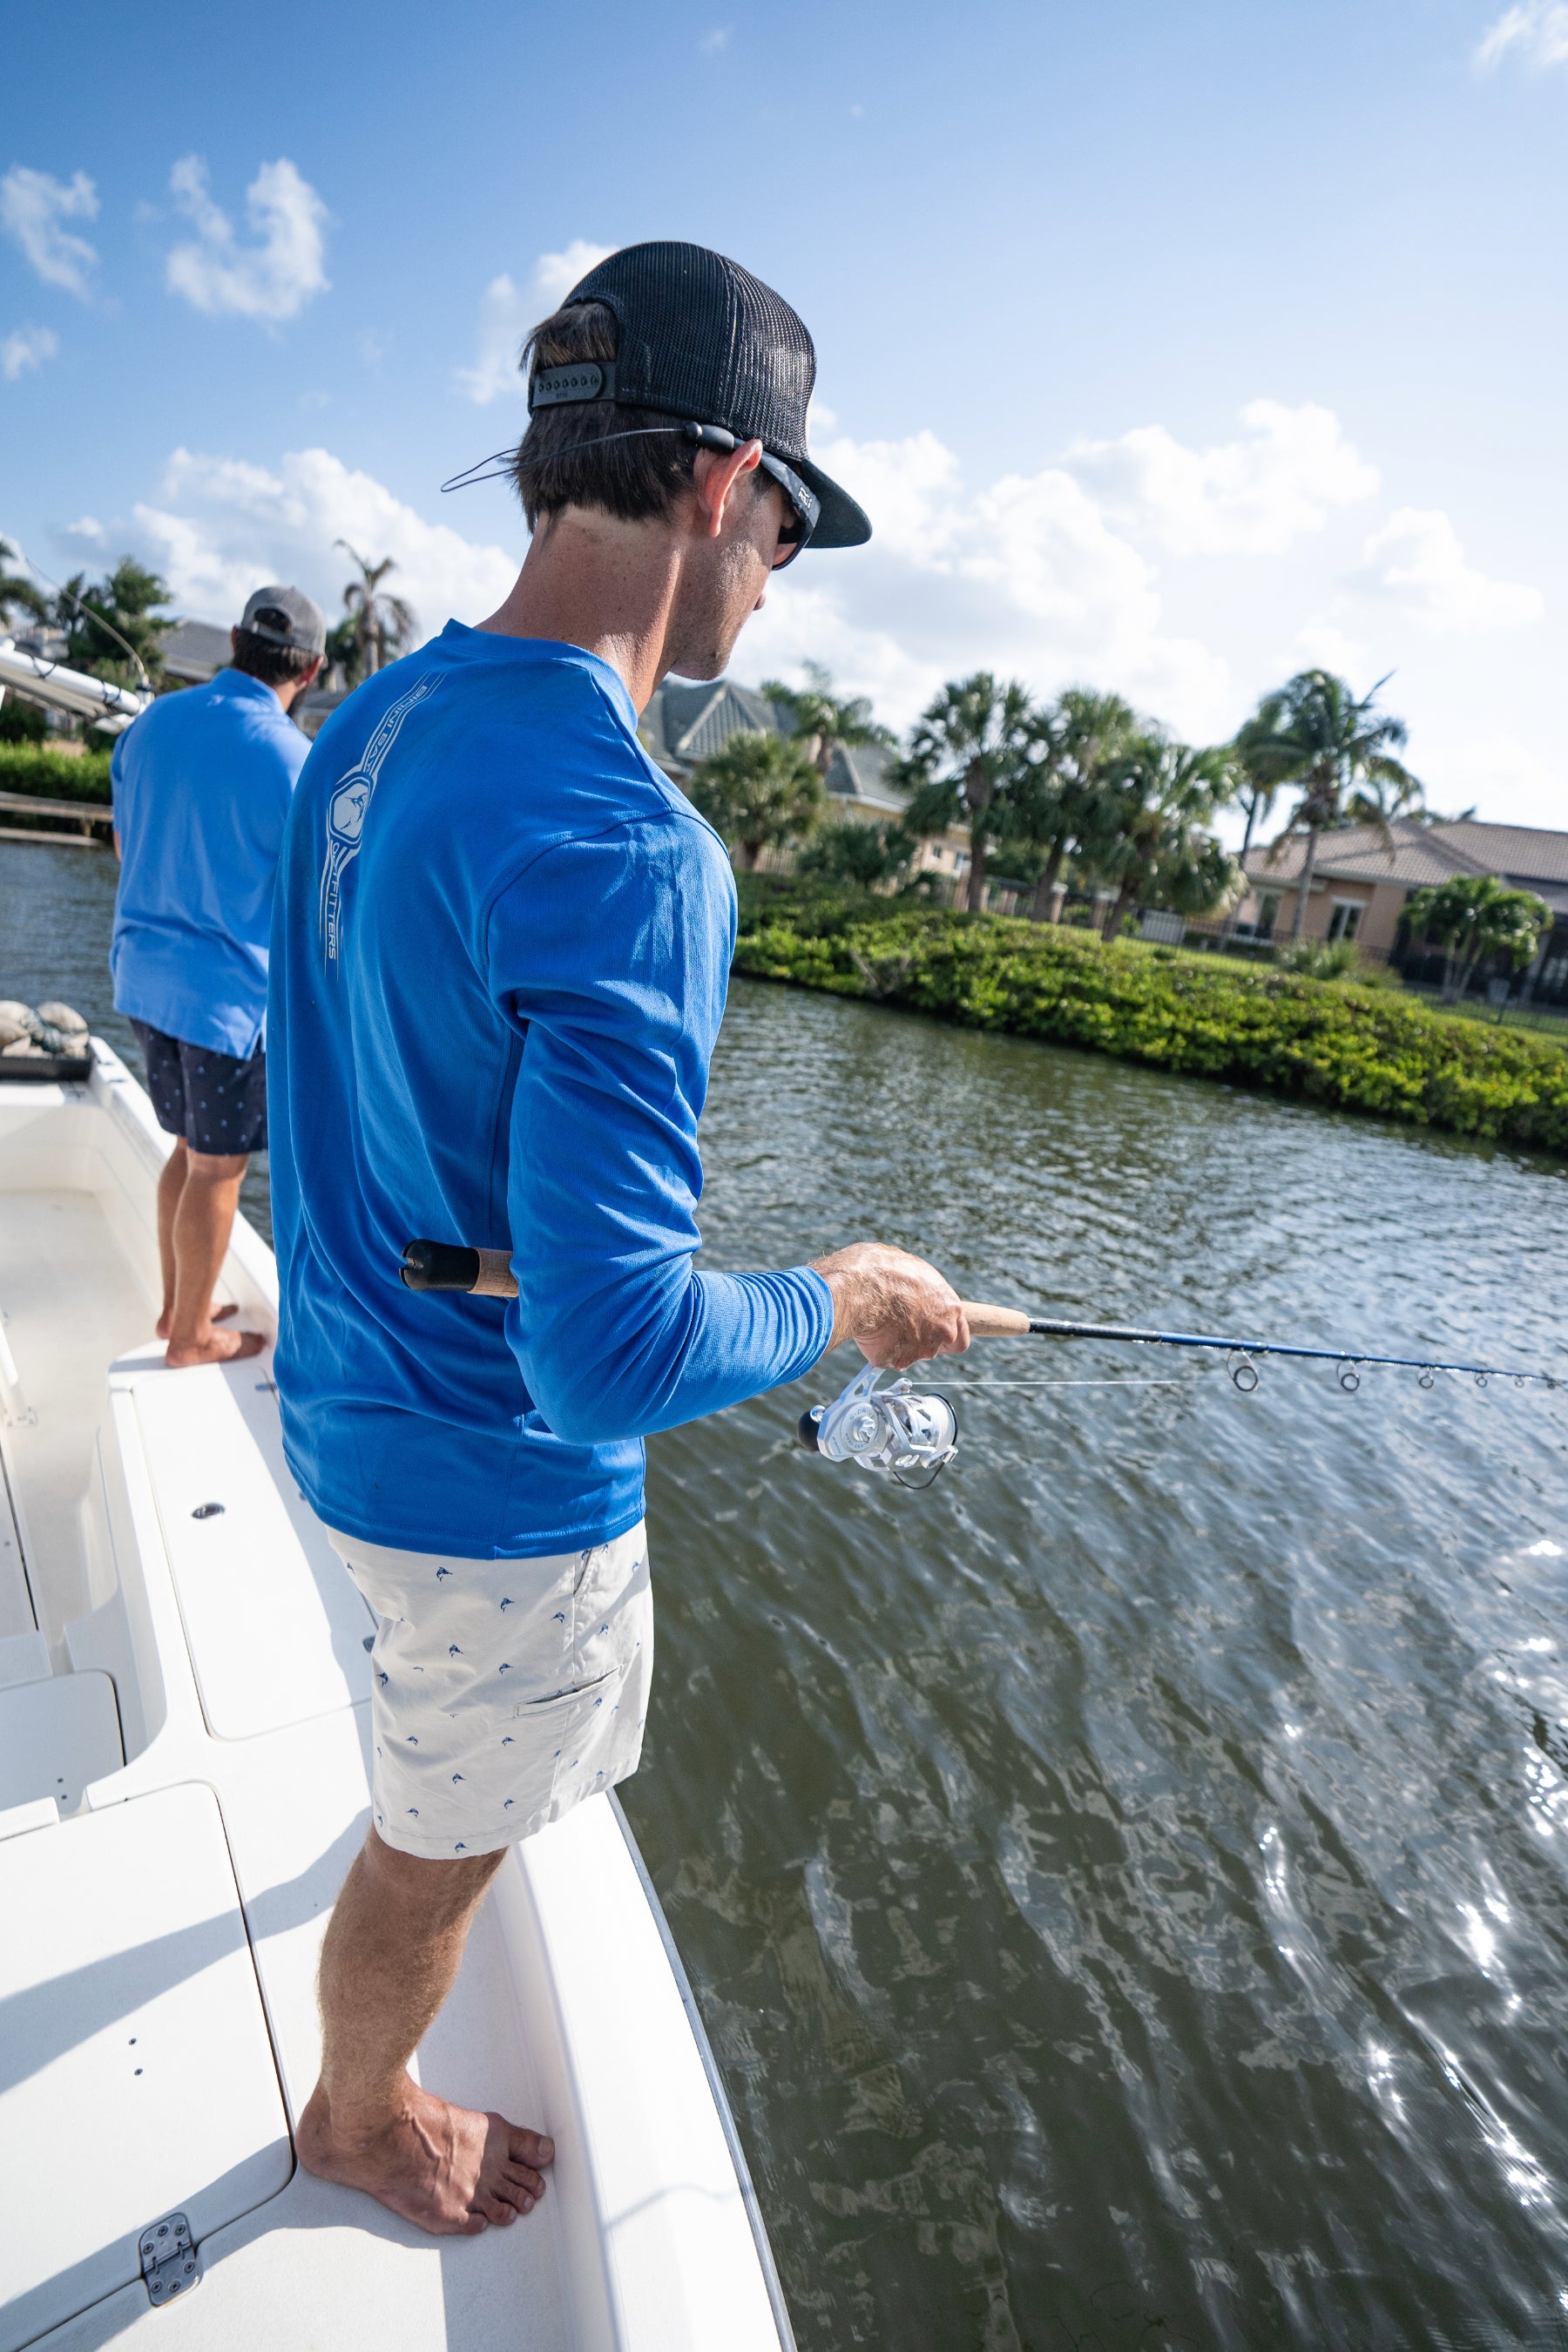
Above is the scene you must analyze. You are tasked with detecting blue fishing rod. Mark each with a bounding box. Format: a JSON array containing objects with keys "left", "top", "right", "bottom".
[{"left": 401, "top": 1236, "right": 1562, "bottom": 1490}]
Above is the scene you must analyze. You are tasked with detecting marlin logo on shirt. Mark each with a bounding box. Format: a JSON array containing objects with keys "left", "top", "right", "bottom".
[{"left": 319, "top": 670, "right": 442, "bottom": 963}]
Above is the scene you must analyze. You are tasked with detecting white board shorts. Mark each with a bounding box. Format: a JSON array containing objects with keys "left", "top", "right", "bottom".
[{"left": 326, "top": 1520, "right": 652, "bottom": 1860}]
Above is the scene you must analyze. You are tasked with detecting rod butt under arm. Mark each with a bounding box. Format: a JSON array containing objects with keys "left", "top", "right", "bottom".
[{"left": 401, "top": 1240, "right": 517, "bottom": 1296}]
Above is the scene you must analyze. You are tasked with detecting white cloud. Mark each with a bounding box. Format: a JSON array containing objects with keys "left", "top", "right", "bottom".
[
  {"left": 1419, "top": 735, "right": 1565, "bottom": 828},
  {"left": 132, "top": 446, "right": 519, "bottom": 635},
  {"left": 699, "top": 25, "right": 732, "bottom": 51},
  {"left": 1475, "top": 2, "right": 1568, "bottom": 70},
  {"left": 0, "top": 167, "right": 98, "bottom": 296},
  {"left": 165, "top": 157, "right": 328, "bottom": 323},
  {"left": 730, "top": 425, "right": 1232, "bottom": 738},
  {"left": 1067, "top": 400, "right": 1379, "bottom": 556},
  {"left": 1, "top": 321, "right": 57, "bottom": 380},
  {"left": 1293, "top": 618, "right": 1367, "bottom": 674},
  {"left": 65, "top": 515, "right": 105, "bottom": 542},
  {"left": 1357, "top": 507, "right": 1544, "bottom": 632},
  {"left": 456, "top": 240, "right": 616, "bottom": 402}
]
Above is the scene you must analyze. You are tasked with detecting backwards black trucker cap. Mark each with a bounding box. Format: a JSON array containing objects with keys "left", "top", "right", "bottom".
[
  {"left": 240, "top": 584, "right": 327, "bottom": 656},
  {"left": 530, "top": 241, "right": 871, "bottom": 553}
]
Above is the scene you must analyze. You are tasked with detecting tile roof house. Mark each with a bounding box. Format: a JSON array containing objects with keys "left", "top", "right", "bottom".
[
  {"left": 638, "top": 679, "right": 781, "bottom": 776},
  {"left": 159, "top": 619, "right": 233, "bottom": 686},
  {"left": 639, "top": 677, "right": 970, "bottom": 883},
  {"left": 1239, "top": 815, "right": 1568, "bottom": 1000}
]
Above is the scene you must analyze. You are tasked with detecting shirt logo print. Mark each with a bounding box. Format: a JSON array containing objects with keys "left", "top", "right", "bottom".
[{"left": 319, "top": 670, "right": 442, "bottom": 962}]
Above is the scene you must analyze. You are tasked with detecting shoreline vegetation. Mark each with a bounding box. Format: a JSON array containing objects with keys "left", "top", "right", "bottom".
[{"left": 733, "top": 880, "right": 1568, "bottom": 1158}]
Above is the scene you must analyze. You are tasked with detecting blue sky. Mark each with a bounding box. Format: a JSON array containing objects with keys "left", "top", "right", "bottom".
[{"left": 3, "top": 0, "right": 1565, "bottom": 825}]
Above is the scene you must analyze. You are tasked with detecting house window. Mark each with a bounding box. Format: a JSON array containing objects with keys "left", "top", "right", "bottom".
[
  {"left": 1327, "top": 900, "right": 1363, "bottom": 943},
  {"left": 1254, "top": 894, "right": 1281, "bottom": 939}
]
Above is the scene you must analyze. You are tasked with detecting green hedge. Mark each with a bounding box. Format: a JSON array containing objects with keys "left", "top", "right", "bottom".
[
  {"left": 0, "top": 744, "right": 114, "bottom": 803},
  {"left": 732, "top": 882, "right": 1568, "bottom": 1154}
]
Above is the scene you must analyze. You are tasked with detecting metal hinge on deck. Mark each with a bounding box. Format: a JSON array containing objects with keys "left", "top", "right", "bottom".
[{"left": 139, "top": 2212, "right": 199, "bottom": 2308}]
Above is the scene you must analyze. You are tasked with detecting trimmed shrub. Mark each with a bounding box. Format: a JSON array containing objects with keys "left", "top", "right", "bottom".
[
  {"left": 732, "top": 882, "right": 1568, "bottom": 1155},
  {"left": 0, "top": 743, "right": 114, "bottom": 802}
]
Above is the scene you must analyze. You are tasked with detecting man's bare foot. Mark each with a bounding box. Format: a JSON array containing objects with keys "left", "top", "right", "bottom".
[
  {"left": 164, "top": 1324, "right": 265, "bottom": 1369},
  {"left": 157, "top": 1301, "right": 239, "bottom": 1342},
  {"left": 297, "top": 2078, "right": 552, "bottom": 2235}
]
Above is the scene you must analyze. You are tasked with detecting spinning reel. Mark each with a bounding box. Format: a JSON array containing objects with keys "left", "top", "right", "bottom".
[{"left": 795, "top": 1360, "right": 959, "bottom": 1490}]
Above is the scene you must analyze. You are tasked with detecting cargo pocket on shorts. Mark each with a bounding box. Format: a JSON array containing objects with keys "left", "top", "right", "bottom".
[
  {"left": 569, "top": 1537, "right": 647, "bottom": 1686},
  {"left": 512, "top": 1660, "right": 635, "bottom": 1825}
]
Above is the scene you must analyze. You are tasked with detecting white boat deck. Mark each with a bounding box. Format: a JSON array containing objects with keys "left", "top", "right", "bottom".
[{"left": 0, "top": 1044, "right": 793, "bottom": 2352}]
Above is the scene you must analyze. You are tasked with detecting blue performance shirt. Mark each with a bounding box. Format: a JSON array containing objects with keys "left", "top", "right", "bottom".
[
  {"left": 267, "top": 624, "right": 835, "bottom": 1559},
  {"left": 110, "top": 667, "right": 310, "bottom": 1058}
]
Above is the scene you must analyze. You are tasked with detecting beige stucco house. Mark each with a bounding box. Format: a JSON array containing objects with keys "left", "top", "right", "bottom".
[{"left": 1235, "top": 817, "right": 1568, "bottom": 998}]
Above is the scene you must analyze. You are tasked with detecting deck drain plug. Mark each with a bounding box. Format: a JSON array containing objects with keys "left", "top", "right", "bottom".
[{"left": 191, "top": 1502, "right": 225, "bottom": 1520}]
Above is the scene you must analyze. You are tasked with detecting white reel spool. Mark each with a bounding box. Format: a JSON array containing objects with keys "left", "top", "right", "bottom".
[{"left": 797, "top": 1361, "right": 958, "bottom": 1487}]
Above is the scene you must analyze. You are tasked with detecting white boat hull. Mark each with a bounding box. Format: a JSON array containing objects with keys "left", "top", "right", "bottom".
[{"left": 0, "top": 1042, "right": 793, "bottom": 2351}]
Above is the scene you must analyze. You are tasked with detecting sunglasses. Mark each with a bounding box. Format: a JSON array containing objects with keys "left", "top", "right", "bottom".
[
  {"left": 754, "top": 449, "right": 819, "bottom": 571},
  {"left": 772, "top": 501, "right": 806, "bottom": 571}
]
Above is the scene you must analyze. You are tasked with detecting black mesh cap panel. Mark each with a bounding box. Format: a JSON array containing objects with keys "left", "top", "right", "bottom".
[{"left": 557, "top": 241, "right": 870, "bottom": 551}]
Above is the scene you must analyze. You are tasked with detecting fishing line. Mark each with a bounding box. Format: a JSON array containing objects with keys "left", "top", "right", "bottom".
[{"left": 939, "top": 1374, "right": 1213, "bottom": 1389}]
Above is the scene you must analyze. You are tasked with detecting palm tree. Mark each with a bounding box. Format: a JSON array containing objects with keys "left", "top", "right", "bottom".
[
  {"left": 687, "top": 733, "right": 826, "bottom": 869},
  {"left": 1017, "top": 688, "right": 1142, "bottom": 921},
  {"left": 1240, "top": 671, "right": 1422, "bottom": 941},
  {"left": 760, "top": 661, "right": 895, "bottom": 777},
  {"left": 1402, "top": 874, "right": 1550, "bottom": 1004},
  {"left": 0, "top": 538, "right": 49, "bottom": 633},
  {"left": 1215, "top": 729, "right": 1280, "bottom": 950},
  {"left": 57, "top": 558, "right": 172, "bottom": 689},
  {"left": 1088, "top": 737, "right": 1238, "bottom": 942},
  {"left": 901, "top": 673, "right": 1037, "bottom": 913},
  {"left": 335, "top": 543, "right": 416, "bottom": 681}
]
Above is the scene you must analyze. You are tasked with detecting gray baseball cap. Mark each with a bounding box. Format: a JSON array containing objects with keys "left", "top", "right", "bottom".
[{"left": 240, "top": 584, "right": 327, "bottom": 656}]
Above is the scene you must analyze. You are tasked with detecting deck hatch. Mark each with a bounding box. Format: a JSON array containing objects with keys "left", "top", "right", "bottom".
[
  {"left": 0, "top": 1781, "right": 291, "bottom": 2349},
  {"left": 130, "top": 1362, "right": 374, "bottom": 1740}
]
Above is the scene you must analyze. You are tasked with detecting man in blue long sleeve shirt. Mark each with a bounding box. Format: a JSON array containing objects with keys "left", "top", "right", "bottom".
[{"left": 269, "top": 243, "right": 968, "bottom": 2237}]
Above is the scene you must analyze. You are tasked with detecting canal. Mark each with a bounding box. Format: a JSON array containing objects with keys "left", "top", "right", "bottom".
[{"left": 7, "top": 837, "right": 1568, "bottom": 2349}]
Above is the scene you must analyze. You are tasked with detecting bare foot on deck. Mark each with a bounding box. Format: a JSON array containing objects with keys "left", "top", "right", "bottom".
[
  {"left": 164, "top": 1324, "right": 265, "bottom": 1369},
  {"left": 298, "top": 2078, "right": 552, "bottom": 2234},
  {"left": 157, "top": 1300, "right": 239, "bottom": 1342}
]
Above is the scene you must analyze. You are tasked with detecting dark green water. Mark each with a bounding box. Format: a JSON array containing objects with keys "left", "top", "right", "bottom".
[{"left": 8, "top": 840, "right": 1568, "bottom": 2350}]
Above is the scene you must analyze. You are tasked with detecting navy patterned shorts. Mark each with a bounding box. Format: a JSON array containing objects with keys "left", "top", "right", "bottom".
[{"left": 131, "top": 1020, "right": 267, "bottom": 1157}]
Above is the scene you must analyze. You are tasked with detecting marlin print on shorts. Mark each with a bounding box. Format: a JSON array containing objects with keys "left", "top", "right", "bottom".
[
  {"left": 436, "top": 1566, "right": 453, "bottom": 1580},
  {"left": 319, "top": 670, "right": 442, "bottom": 963}
]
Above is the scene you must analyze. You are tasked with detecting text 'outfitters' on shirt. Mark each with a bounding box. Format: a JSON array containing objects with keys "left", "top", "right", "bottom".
[{"left": 267, "top": 623, "right": 834, "bottom": 1559}]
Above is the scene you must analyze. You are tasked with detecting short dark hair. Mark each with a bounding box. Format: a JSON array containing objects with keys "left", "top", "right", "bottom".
[
  {"left": 512, "top": 300, "right": 766, "bottom": 531},
  {"left": 229, "top": 628, "right": 318, "bottom": 688}
]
